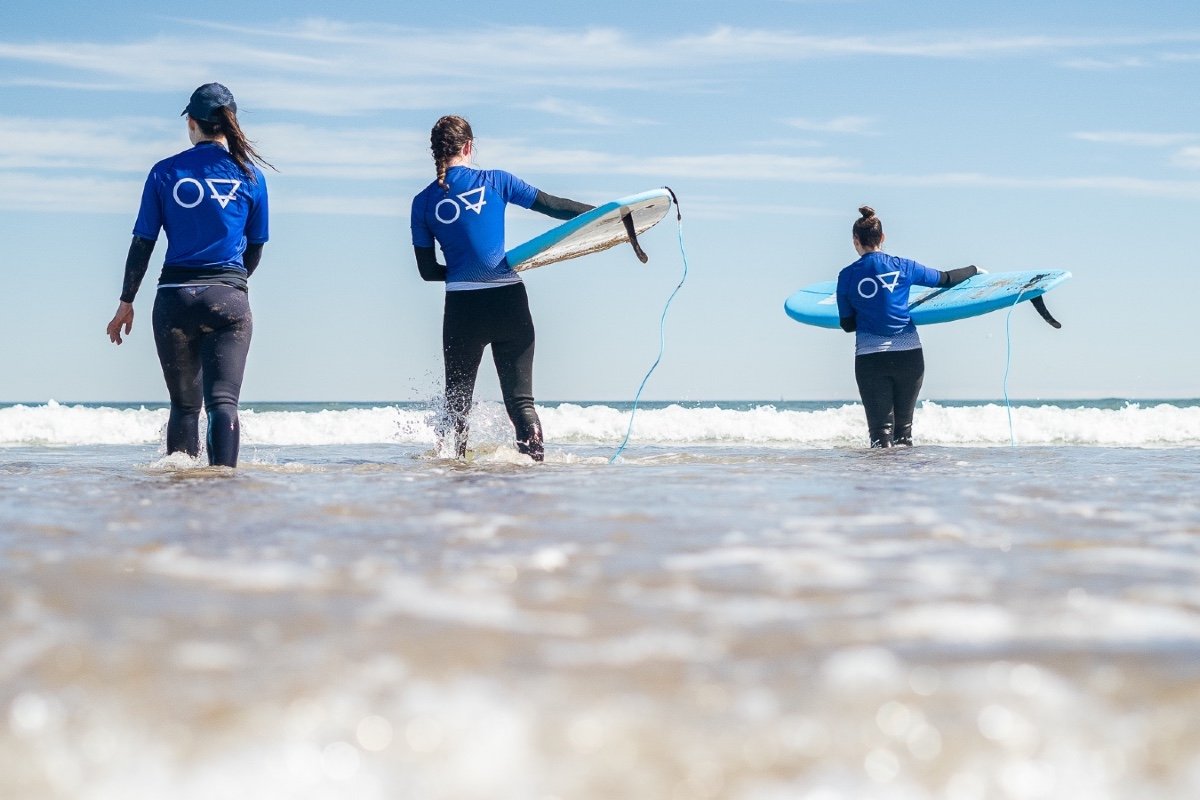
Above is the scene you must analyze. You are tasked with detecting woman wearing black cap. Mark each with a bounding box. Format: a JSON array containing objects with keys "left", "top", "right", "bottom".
[{"left": 106, "top": 83, "right": 272, "bottom": 467}]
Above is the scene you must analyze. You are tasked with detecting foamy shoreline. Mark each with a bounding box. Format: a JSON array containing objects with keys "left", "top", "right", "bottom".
[{"left": 1, "top": 399, "right": 1198, "bottom": 448}]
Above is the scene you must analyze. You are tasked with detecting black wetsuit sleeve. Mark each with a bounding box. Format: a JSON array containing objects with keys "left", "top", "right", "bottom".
[
  {"left": 414, "top": 245, "right": 447, "bottom": 282},
  {"left": 120, "top": 236, "right": 156, "bottom": 303},
  {"left": 244, "top": 242, "right": 264, "bottom": 277},
  {"left": 530, "top": 190, "right": 594, "bottom": 220},
  {"left": 939, "top": 265, "right": 980, "bottom": 287},
  {"left": 840, "top": 316, "right": 857, "bottom": 333}
]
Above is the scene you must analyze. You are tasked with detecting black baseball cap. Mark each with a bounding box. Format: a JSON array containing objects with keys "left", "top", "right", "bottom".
[{"left": 182, "top": 83, "right": 237, "bottom": 122}]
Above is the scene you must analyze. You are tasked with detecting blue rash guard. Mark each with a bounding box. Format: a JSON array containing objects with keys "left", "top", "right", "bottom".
[
  {"left": 410, "top": 165, "right": 540, "bottom": 291},
  {"left": 133, "top": 141, "right": 269, "bottom": 290},
  {"left": 836, "top": 251, "right": 944, "bottom": 356}
]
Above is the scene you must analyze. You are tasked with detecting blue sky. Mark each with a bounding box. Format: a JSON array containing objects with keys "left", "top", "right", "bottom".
[{"left": 3, "top": 0, "right": 1199, "bottom": 402}]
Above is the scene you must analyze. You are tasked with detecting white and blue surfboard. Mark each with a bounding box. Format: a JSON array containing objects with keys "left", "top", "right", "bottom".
[
  {"left": 784, "top": 269, "right": 1072, "bottom": 329},
  {"left": 506, "top": 188, "right": 673, "bottom": 272}
]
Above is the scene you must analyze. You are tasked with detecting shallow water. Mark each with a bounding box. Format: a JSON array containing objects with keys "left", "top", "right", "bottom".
[{"left": 3, "top": 438, "right": 1199, "bottom": 799}]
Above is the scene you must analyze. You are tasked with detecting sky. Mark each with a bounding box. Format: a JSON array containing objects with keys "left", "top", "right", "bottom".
[{"left": 2, "top": 0, "right": 1199, "bottom": 403}]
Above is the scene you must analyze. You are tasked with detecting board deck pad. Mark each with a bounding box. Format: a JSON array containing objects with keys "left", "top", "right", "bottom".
[
  {"left": 784, "top": 269, "right": 1072, "bottom": 329},
  {"left": 506, "top": 188, "right": 673, "bottom": 272}
]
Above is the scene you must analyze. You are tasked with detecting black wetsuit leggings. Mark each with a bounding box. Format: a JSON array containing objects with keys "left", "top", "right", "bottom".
[
  {"left": 442, "top": 282, "right": 543, "bottom": 461},
  {"left": 854, "top": 347, "right": 924, "bottom": 448},
  {"left": 152, "top": 285, "right": 252, "bottom": 467}
]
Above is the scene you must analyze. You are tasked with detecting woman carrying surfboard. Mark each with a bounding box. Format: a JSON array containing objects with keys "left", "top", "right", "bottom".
[
  {"left": 837, "top": 206, "right": 979, "bottom": 447},
  {"left": 411, "top": 115, "right": 593, "bottom": 462},
  {"left": 105, "top": 82, "right": 271, "bottom": 467}
]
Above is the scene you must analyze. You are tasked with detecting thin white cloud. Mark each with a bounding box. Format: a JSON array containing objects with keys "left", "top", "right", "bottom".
[
  {"left": 6, "top": 154, "right": 1200, "bottom": 216},
  {"left": 0, "top": 169, "right": 407, "bottom": 216},
  {"left": 1060, "top": 56, "right": 1148, "bottom": 70},
  {"left": 0, "top": 77, "right": 141, "bottom": 92},
  {"left": 672, "top": 27, "right": 1200, "bottom": 60},
  {"left": 253, "top": 124, "right": 428, "bottom": 179},
  {"left": 617, "top": 153, "right": 853, "bottom": 180},
  {"left": 1073, "top": 131, "right": 1197, "bottom": 147},
  {"left": 524, "top": 97, "right": 650, "bottom": 127},
  {"left": 0, "top": 116, "right": 180, "bottom": 171},
  {"left": 271, "top": 193, "right": 406, "bottom": 217},
  {"left": 1073, "top": 130, "right": 1200, "bottom": 172},
  {"left": 752, "top": 136, "right": 826, "bottom": 149},
  {"left": 459, "top": 142, "right": 1200, "bottom": 198},
  {"left": 0, "top": 172, "right": 143, "bottom": 213},
  {"left": 679, "top": 199, "right": 843, "bottom": 221},
  {"left": 480, "top": 145, "right": 857, "bottom": 180},
  {"left": 177, "top": 17, "right": 1200, "bottom": 59},
  {"left": 1172, "top": 146, "right": 1200, "bottom": 170},
  {"left": 0, "top": 33, "right": 682, "bottom": 115},
  {"left": 873, "top": 171, "right": 1200, "bottom": 197},
  {"left": 0, "top": 116, "right": 431, "bottom": 180},
  {"left": 787, "top": 116, "right": 876, "bottom": 134},
  {"left": 3, "top": 22, "right": 1200, "bottom": 118},
  {"left": 0, "top": 38, "right": 327, "bottom": 86},
  {"left": 6, "top": 104, "right": 1200, "bottom": 215}
]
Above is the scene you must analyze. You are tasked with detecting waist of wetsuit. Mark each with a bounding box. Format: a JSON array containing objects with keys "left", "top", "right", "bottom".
[{"left": 158, "top": 265, "right": 248, "bottom": 292}]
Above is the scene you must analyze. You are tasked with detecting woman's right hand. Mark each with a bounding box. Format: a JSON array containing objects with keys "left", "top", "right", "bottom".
[{"left": 107, "top": 301, "right": 134, "bottom": 345}]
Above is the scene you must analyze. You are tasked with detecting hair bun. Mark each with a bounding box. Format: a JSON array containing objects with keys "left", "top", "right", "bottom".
[{"left": 858, "top": 205, "right": 876, "bottom": 219}]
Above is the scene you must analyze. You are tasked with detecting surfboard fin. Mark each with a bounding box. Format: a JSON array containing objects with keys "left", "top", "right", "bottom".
[
  {"left": 1030, "top": 296, "right": 1062, "bottom": 329},
  {"left": 620, "top": 211, "right": 649, "bottom": 263}
]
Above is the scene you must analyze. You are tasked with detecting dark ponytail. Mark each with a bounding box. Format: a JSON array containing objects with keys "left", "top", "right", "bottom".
[
  {"left": 852, "top": 205, "right": 883, "bottom": 249},
  {"left": 430, "top": 115, "right": 473, "bottom": 192},
  {"left": 196, "top": 107, "right": 275, "bottom": 180}
]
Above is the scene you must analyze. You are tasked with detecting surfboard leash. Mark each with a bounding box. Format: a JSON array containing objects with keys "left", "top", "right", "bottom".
[
  {"left": 610, "top": 187, "right": 686, "bottom": 464},
  {"left": 1003, "top": 275, "right": 1067, "bottom": 446},
  {"left": 1001, "top": 287, "right": 1028, "bottom": 447}
]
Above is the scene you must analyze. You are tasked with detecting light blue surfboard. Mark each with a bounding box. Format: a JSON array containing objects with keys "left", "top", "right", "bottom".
[
  {"left": 784, "top": 269, "right": 1072, "bottom": 329},
  {"left": 506, "top": 188, "right": 673, "bottom": 272}
]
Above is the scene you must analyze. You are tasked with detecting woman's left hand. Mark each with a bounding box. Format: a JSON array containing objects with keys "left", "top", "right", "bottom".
[{"left": 107, "top": 301, "right": 135, "bottom": 345}]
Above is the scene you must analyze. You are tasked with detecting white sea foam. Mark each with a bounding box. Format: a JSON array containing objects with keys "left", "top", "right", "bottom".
[
  {"left": 0, "top": 400, "right": 169, "bottom": 446},
  {"left": 1, "top": 400, "right": 1198, "bottom": 447}
]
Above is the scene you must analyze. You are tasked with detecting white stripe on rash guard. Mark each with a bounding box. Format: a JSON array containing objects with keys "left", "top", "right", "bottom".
[
  {"left": 157, "top": 283, "right": 226, "bottom": 289},
  {"left": 855, "top": 326, "right": 922, "bottom": 356},
  {"left": 446, "top": 275, "right": 522, "bottom": 292}
]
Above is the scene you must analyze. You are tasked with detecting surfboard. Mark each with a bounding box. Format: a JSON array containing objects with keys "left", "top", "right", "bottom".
[
  {"left": 506, "top": 188, "right": 673, "bottom": 272},
  {"left": 784, "top": 269, "right": 1072, "bottom": 329}
]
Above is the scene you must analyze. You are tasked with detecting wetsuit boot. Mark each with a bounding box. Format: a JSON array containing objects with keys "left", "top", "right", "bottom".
[
  {"left": 516, "top": 421, "right": 544, "bottom": 463},
  {"left": 869, "top": 423, "right": 894, "bottom": 448},
  {"left": 451, "top": 416, "right": 470, "bottom": 459}
]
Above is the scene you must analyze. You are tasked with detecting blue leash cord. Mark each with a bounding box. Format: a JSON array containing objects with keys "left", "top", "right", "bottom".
[
  {"left": 610, "top": 189, "right": 687, "bottom": 464},
  {"left": 1001, "top": 288, "right": 1027, "bottom": 447}
]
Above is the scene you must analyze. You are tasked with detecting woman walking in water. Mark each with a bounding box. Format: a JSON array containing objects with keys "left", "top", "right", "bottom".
[
  {"left": 411, "top": 115, "right": 592, "bottom": 462},
  {"left": 837, "top": 206, "right": 979, "bottom": 447},
  {"left": 106, "top": 82, "right": 271, "bottom": 467}
]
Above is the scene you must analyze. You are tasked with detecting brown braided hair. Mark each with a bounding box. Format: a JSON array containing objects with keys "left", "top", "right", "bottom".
[
  {"left": 193, "top": 106, "right": 275, "bottom": 180},
  {"left": 852, "top": 205, "right": 883, "bottom": 249},
  {"left": 430, "top": 115, "right": 473, "bottom": 192}
]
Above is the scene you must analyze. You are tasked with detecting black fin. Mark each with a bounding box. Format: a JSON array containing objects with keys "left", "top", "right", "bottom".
[
  {"left": 1030, "top": 295, "right": 1062, "bottom": 329},
  {"left": 620, "top": 211, "right": 649, "bottom": 263}
]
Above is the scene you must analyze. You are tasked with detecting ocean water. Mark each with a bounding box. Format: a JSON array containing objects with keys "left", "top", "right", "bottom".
[{"left": 2, "top": 399, "right": 1200, "bottom": 800}]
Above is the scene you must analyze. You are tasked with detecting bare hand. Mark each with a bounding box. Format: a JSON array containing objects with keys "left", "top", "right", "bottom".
[{"left": 107, "top": 301, "right": 134, "bottom": 345}]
